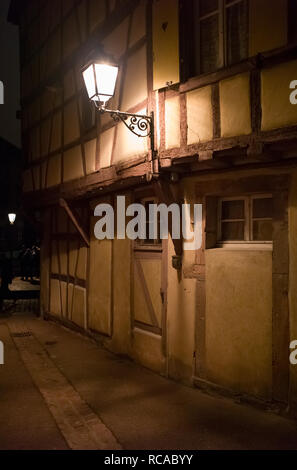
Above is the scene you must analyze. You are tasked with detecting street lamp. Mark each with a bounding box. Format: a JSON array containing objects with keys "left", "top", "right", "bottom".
[
  {"left": 82, "top": 59, "right": 154, "bottom": 152},
  {"left": 8, "top": 213, "right": 16, "bottom": 225}
]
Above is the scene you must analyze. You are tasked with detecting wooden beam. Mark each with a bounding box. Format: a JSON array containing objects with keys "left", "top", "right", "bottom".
[
  {"left": 59, "top": 198, "right": 90, "bottom": 247},
  {"left": 152, "top": 179, "right": 183, "bottom": 257}
]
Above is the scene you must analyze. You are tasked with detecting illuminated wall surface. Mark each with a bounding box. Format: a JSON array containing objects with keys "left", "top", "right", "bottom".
[{"left": 12, "top": 0, "right": 297, "bottom": 411}]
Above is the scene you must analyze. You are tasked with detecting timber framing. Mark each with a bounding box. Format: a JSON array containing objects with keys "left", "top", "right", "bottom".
[{"left": 59, "top": 198, "right": 90, "bottom": 247}]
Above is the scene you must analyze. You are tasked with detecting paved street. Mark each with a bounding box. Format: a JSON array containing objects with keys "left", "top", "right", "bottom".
[{"left": 0, "top": 312, "right": 297, "bottom": 450}]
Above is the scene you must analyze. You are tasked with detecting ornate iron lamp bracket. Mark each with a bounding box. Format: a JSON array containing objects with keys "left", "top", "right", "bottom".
[{"left": 96, "top": 104, "right": 154, "bottom": 152}]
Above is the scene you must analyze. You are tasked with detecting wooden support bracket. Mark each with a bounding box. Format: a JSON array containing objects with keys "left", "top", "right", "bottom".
[
  {"left": 152, "top": 179, "right": 183, "bottom": 266},
  {"left": 59, "top": 198, "right": 90, "bottom": 247}
]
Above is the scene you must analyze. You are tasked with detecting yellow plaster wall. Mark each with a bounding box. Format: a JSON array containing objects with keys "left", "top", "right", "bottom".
[
  {"left": 102, "top": 17, "right": 130, "bottom": 61},
  {"left": 85, "top": 138, "right": 97, "bottom": 174},
  {"left": 261, "top": 60, "right": 297, "bottom": 131},
  {"left": 88, "top": 205, "right": 112, "bottom": 336},
  {"left": 165, "top": 96, "right": 180, "bottom": 149},
  {"left": 121, "top": 45, "right": 148, "bottom": 111},
  {"left": 108, "top": 193, "right": 132, "bottom": 354},
  {"left": 89, "top": 0, "right": 106, "bottom": 32},
  {"left": 289, "top": 170, "right": 297, "bottom": 411},
  {"left": 63, "top": 146, "right": 84, "bottom": 182},
  {"left": 129, "top": 1, "right": 146, "bottom": 47},
  {"left": 46, "top": 154, "right": 61, "bottom": 188},
  {"left": 77, "top": 246, "right": 87, "bottom": 281},
  {"left": 249, "top": 0, "right": 287, "bottom": 56},
  {"left": 99, "top": 127, "right": 114, "bottom": 168},
  {"left": 59, "top": 240, "right": 68, "bottom": 276},
  {"left": 220, "top": 73, "right": 251, "bottom": 138},
  {"left": 72, "top": 286, "right": 86, "bottom": 329},
  {"left": 166, "top": 179, "right": 197, "bottom": 384},
  {"left": 205, "top": 249, "right": 272, "bottom": 399},
  {"left": 50, "top": 278, "right": 61, "bottom": 317},
  {"left": 132, "top": 328, "right": 165, "bottom": 374},
  {"left": 186, "top": 86, "right": 213, "bottom": 144},
  {"left": 113, "top": 116, "right": 148, "bottom": 163},
  {"left": 64, "top": 100, "right": 80, "bottom": 145},
  {"left": 152, "top": 0, "right": 179, "bottom": 90},
  {"left": 50, "top": 112, "right": 62, "bottom": 153}
]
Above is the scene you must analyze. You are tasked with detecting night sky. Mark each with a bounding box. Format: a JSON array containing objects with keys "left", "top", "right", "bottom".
[{"left": 0, "top": 0, "right": 20, "bottom": 148}]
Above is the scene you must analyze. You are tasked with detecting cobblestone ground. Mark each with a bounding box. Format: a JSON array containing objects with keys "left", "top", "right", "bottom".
[{"left": 0, "top": 313, "right": 297, "bottom": 450}]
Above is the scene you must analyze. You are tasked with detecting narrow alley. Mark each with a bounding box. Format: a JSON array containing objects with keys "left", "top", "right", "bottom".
[{"left": 0, "top": 312, "right": 296, "bottom": 450}]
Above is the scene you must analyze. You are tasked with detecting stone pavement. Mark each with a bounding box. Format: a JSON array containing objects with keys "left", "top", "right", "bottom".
[{"left": 0, "top": 313, "right": 297, "bottom": 450}]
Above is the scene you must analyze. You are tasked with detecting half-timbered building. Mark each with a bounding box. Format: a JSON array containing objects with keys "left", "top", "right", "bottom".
[{"left": 8, "top": 0, "right": 297, "bottom": 414}]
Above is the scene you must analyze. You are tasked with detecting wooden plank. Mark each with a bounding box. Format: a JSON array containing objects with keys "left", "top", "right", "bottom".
[
  {"left": 59, "top": 198, "right": 90, "bottom": 247},
  {"left": 152, "top": 179, "right": 183, "bottom": 256},
  {"left": 135, "top": 258, "right": 159, "bottom": 328}
]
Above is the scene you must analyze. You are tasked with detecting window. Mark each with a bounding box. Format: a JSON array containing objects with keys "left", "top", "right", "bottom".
[
  {"left": 134, "top": 197, "right": 161, "bottom": 248},
  {"left": 218, "top": 195, "right": 273, "bottom": 243},
  {"left": 181, "top": 0, "right": 249, "bottom": 79}
]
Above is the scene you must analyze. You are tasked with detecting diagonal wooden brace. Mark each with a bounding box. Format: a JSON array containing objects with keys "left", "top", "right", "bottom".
[
  {"left": 152, "top": 179, "right": 183, "bottom": 260},
  {"left": 59, "top": 198, "right": 90, "bottom": 247}
]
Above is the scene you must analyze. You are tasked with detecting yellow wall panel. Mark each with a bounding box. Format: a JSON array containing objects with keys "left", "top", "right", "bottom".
[
  {"left": 46, "top": 154, "right": 61, "bottom": 188},
  {"left": 165, "top": 96, "right": 180, "bottom": 149},
  {"left": 289, "top": 171, "right": 297, "bottom": 410},
  {"left": 41, "top": 162, "right": 47, "bottom": 189},
  {"left": 102, "top": 18, "right": 129, "bottom": 60},
  {"left": 69, "top": 240, "right": 78, "bottom": 277},
  {"left": 261, "top": 60, "right": 297, "bottom": 131},
  {"left": 63, "top": 13, "right": 79, "bottom": 59},
  {"left": 187, "top": 86, "right": 213, "bottom": 144},
  {"left": 113, "top": 115, "right": 148, "bottom": 164},
  {"left": 76, "top": 246, "right": 87, "bottom": 280},
  {"left": 72, "top": 286, "right": 86, "bottom": 328},
  {"left": 88, "top": 226, "right": 112, "bottom": 335},
  {"left": 152, "top": 0, "right": 179, "bottom": 90},
  {"left": 85, "top": 138, "right": 97, "bottom": 174},
  {"left": 41, "top": 118, "right": 51, "bottom": 156},
  {"left": 63, "top": 145, "right": 84, "bottom": 182},
  {"left": 129, "top": 1, "right": 146, "bottom": 47},
  {"left": 59, "top": 240, "right": 68, "bottom": 276},
  {"left": 50, "top": 278, "right": 61, "bottom": 317},
  {"left": 220, "top": 73, "right": 251, "bottom": 137},
  {"left": 30, "top": 127, "right": 40, "bottom": 161},
  {"left": 249, "top": 0, "right": 287, "bottom": 56},
  {"left": 99, "top": 127, "right": 114, "bottom": 168},
  {"left": 132, "top": 328, "right": 165, "bottom": 373},
  {"left": 64, "top": 69, "right": 76, "bottom": 100},
  {"left": 205, "top": 249, "right": 272, "bottom": 399},
  {"left": 50, "top": 111, "right": 62, "bottom": 152},
  {"left": 64, "top": 100, "right": 80, "bottom": 145},
  {"left": 121, "top": 46, "right": 148, "bottom": 110},
  {"left": 60, "top": 281, "right": 67, "bottom": 317},
  {"left": 51, "top": 241, "right": 59, "bottom": 274},
  {"left": 89, "top": 0, "right": 106, "bottom": 32}
]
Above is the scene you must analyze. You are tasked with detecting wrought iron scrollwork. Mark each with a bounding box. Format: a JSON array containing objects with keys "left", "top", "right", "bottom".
[
  {"left": 107, "top": 110, "right": 152, "bottom": 138},
  {"left": 95, "top": 105, "right": 154, "bottom": 151}
]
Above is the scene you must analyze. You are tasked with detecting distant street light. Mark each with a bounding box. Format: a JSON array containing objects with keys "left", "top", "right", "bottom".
[{"left": 8, "top": 213, "right": 16, "bottom": 225}]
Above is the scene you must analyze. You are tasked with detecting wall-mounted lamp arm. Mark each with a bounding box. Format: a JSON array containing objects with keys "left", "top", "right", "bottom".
[{"left": 96, "top": 106, "right": 154, "bottom": 153}]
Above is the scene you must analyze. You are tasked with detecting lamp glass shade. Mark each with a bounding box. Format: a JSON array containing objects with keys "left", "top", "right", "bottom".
[
  {"left": 8, "top": 213, "right": 16, "bottom": 224},
  {"left": 83, "top": 62, "right": 118, "bottom": 104}
]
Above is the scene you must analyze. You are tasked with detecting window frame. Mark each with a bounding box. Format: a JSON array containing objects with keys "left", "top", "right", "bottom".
[
  {"left": 133, "top": 196, "right": 163, "bottom": 251},
  {"left": 181, "top": 0, "right": 249, "bottom": 81},
  {"left": 217, "top": 193, "right": 273, "bottom": 247}
]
